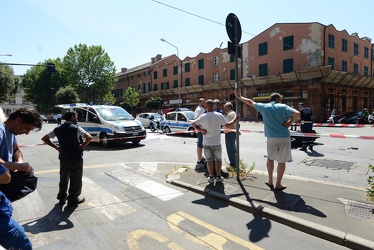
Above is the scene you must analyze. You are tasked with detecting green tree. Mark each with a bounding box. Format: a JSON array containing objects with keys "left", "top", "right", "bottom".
[
  {"left": 55, "top": 86, "right": 80, "bottom": 104},
  {"left": 0, "top": 65, "right": 18, "bottom": 103},
  {"left": 62, "top": 44, "right": 116, "bottom": 104},
  {"left": 22, "top": 59, "right": 64, "bottom": 113},
  {"left": 121, "top": 86, "right": 140, "bottom": 115},
  {"left": 145, "top": 96, "right": 163, "bottom": 111},
  {"left": 102, "top": 93, "right": 116, "bottom": 105}
]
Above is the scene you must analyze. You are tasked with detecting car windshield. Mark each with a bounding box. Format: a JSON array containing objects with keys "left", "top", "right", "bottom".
[
  {"left": 183, "top": 111, "right": 195, "bottom": 120},
  {"left": 96, "top": 107, "right": 134, "bottom": 121}
]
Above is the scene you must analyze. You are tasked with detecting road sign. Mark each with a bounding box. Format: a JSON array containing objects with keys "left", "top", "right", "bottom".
[{"left": 226, "top": 13, "right": 242, "bottom": 44}]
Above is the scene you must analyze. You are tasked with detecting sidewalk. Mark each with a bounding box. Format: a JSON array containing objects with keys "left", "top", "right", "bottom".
[{"left": 167, "top": 166, "right": 374, "bottom": 250}]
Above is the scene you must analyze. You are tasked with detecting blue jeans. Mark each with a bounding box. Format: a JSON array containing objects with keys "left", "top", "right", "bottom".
[
  {"left": 225, "top": 132, "right": 236, "bottom": 167},
  {"left": 0, "top": 192, "right": 32, "bottom": 249}
]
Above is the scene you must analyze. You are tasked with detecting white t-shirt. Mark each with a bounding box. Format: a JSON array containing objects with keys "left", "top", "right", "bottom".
[
  {"left": 194, "top": 111, "right": 227, "bottom": 146},
  {"left": 224, "top": 110, "right": 236, "bottom": 132},
  {"left": 194, "top": 105, "right": 205, "bottom": 119}
]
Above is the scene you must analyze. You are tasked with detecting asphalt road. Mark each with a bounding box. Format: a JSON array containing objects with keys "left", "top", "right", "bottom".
[{"left": 9, "top": 122, "right": 373, "bottom": 249}]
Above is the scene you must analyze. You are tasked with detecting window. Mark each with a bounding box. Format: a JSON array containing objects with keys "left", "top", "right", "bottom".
[
  {"left": 342, "top": 39, "right": 347, "bottom": 52},
  {"left": 137, "top": 74, "right": 141, "bottom": 78},
  {"left": 283, "top": 35, "right": 294, "bottom": 51},
  {"left": 364, "top": 47, "right": 369, "bottom": 59},
  {"left": 342, "top": 60, "right": 347, "bottom": 72},
  {"left": 198, "top": 75, "right": 204, "bottom": 85},
  {"left": 198, "top": 59, "right": 204, "bottom": 69},
  {"left": 213, "top": 56, "right": 219, "bottom": 66},
  {"left": 162, "top": 82, "right": 169, "bottom": 90},
  {"left": 185, "top": 62, "right": 190, "bottom": 72},
  {"left": 130, "top": 76, "right": 134, "bottom": 80},
  {"left": 328, "top": 57, "right": 335, "bottom": 70},
  {"left": 177, "top": 113, "right": 187, "bottom": 122},
  {"left": 185, "top": 78, "right": 190, "bottom": 86},
  {"left": 173, "top": 66, "right": 178, "bottom": 75},
  {"left": 258, "top": 42, "right": 268, "bottom": 56},
  {"left": 353, "top": 63, "right": 359, "bottom": 74},
  {"left": 259, "top": 63, "right": 268, "bottom": 76},
  {"left": 213, "top": 72, "right": 220, "bottom": 83},
  {"left": 153, "top": 71, "right": 158, "bottom": 79},
  {"left": 354, "top": 43, "right": 359, "bottom": 55},
  {"left": 364, "top": 66, "right": 369, "bottom": 76},
  {"left": 153, "top": 83, "right": 158, "bottom": 91},
  {"left": 137, "top": 85, "right": 141, "bottom": 91},
  {"left": 173, "top": 80, "right": 178, "bottom": 88},
  {"left": 230, "top": 69, "right": 235, "bottom": 80},
  {"left": 163, "top": 68, "right": 167, "bottom": 77},
  {"left": 166, "top": 112, "right": 176, "bottom": 120},
  {"left": 118, "top": 88, "right": 123, "bottom": 96},
  {"left": 230, "top": 55, "right": 235, "bottom": 62},
  {"left": 328, "top": 34, "right": 335, "bottom": 49},
  {"left": 283, "top": 58, "right": 294, "bottom": 73}
]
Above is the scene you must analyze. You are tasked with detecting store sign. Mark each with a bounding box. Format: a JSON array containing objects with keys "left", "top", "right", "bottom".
[{"left": 169, "top": 99, "right": 182, "bottom": 105}]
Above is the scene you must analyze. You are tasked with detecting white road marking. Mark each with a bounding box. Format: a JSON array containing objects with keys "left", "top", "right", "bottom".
[{"left": 108, "top": 163, "right": 183, "bottom": 201}]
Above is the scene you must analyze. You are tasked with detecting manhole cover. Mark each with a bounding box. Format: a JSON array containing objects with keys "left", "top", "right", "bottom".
[
  {"left": 345, "top": 201, "right": 374, "bottom": 220},
  {"left": 263, "top": 193, "right": 301, "bottom": 208},
  {"left": 304, "top": 159, "right": 353, "bottom": 170}
]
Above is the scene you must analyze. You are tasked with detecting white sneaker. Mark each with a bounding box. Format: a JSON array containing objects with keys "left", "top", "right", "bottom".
[
  {"left": 216, "top": 175, "right": 224, "bottom": 182},
  {"left": 207, "top": 176, "right": 214, "bottom": 183}
]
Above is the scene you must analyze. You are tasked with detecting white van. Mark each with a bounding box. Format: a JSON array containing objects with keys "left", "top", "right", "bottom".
[{"left": 56, "top": 103, "right": 146, "bottom": 147}]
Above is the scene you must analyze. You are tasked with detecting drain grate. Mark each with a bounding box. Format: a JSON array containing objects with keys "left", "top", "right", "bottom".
[
  {"left": 345, "top": 201, "right": 374, "bottom": 220},
  {"left": 263, "top": 193, "right": 301, "bottom": 208},
  {"left": 304, "top": 159, "right": 353, "bottom": 170}
]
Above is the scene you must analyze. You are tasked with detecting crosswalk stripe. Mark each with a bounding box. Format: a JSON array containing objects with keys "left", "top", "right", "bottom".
[{"left": 107, "top": 163, "right": 183, "bottom": 201}]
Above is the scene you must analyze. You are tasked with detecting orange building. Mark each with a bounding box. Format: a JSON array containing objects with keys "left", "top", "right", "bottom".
[{"left": 114, "top": 22, "right": 374, "bottom": 121}]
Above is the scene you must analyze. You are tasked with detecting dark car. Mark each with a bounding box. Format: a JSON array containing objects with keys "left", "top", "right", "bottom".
[
  {"left": 47, "top": 115, "right": 59, "bottom": 123},
  {"left": 338, "top": 111, "right": 363, "bottom": 124}
]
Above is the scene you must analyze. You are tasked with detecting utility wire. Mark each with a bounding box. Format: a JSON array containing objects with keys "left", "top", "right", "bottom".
[{"left": 151, "top": 0, "right": 257, "bottom": 37}]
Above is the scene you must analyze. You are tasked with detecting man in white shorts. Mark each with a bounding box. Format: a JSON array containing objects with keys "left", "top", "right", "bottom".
[{"left": 235, "top": 92, "right": 300, "bottom": 190}]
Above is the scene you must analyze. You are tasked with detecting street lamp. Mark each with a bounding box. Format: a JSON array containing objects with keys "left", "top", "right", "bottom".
[
  {"left": 0, "top": 54, "right": 12, "bottom": 57},
  {"left": 161, "top": 38, "right": 181, "bottom": 108}
]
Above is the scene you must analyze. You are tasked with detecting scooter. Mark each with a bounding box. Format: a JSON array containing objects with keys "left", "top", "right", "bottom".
[{"left": 148, "top": 115, "right": 166, "bottom": 132}]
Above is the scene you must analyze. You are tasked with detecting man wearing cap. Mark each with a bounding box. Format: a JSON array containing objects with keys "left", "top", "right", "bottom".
[{"left": 298, "top": 102, "right": 314, "bottom": 151}]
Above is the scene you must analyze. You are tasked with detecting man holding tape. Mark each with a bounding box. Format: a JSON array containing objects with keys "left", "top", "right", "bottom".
[{"left": 235, "top": 91, "right": 300, "bottom": 191}]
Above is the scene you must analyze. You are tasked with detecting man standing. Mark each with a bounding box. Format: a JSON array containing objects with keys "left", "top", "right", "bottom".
[
  {"left": 223, "top": 102, "right": 237, "bottom": 169},
  {"left": 192, "top": 100, "right": 237, "bottom": 183},
  {"left": 42, "top": 111, "right": 92, "bottom": 206},
  {"left": 194, "top": 98, "right": 206, "bottom": 166},
  {"left": 235, "top": 91, "right": 300, "bottom": 190},
  {"left": 0, "top": 108, "right": 42, "bottom": 249},
  {"left": 298, "top": 102, "right": 314, "bottom": 151}
]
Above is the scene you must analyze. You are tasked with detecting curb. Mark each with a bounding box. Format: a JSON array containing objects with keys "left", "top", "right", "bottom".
[{"left": 169, "top": 179, "right": 374, "bottom": 250}]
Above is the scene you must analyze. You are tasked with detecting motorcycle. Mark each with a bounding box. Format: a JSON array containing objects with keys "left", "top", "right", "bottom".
[{"left": 148, "top": 115, "right": 166, "bottom": 132}]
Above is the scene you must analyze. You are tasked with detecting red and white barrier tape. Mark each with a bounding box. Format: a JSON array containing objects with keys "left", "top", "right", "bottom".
[{"left": 241, "top": 121, "right": 374, "bottom": 128}]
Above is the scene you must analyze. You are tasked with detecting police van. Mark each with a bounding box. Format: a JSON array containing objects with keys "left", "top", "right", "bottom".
[
  {"left": 56, "top": 103, "right": 146, "bottom": 147},
  {"left": 163, "top": 108, "right": 196, "bottom": 137}
]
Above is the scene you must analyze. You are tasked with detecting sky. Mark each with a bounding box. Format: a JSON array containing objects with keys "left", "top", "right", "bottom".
[{"left": 1, "top": 0, "right": 373, "bottom": 76}]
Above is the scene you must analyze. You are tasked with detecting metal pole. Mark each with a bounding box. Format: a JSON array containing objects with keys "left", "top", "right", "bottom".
[
  {"left": 161, "top": 38, "right": 181, "bottom": 108},
  {"left": 233, "top": 15, "right": 241, "bottom": 180}
]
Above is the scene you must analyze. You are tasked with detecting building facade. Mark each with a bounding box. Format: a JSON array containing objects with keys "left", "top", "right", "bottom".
[{"left": 114, "top": 22, "right": 374, "bottom": 122}]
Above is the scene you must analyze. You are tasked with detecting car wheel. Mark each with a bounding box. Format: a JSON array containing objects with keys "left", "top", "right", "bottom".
[
  {"left": 188, "top": 127, "right": 196, "bottom": 137},
  {"left": 132, "top": 140, "right": 140, "bottom": 145},
  {"left": 164, "top": 126, "right": 171, "bottom": 134},
  {"left": 100, "top": 133, "right": 110, "bottom": 148}
]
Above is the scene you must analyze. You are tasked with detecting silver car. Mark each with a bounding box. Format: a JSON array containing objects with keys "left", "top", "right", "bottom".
[{"left": 136, "top": 113, "right": 163, "bottom": 127}]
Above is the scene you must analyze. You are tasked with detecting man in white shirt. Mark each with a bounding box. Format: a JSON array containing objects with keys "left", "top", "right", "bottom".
[
  {"left": 224, "top": 102, "right": 237, "bottom": 169},
  {"left": 192, "top": 100, "right": 237, "bottom": 183}
]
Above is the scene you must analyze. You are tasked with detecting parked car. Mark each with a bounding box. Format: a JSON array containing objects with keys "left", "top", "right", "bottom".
[
  {"left": 47, "top": 114, "right": 59, "bottom": 123},
  {"left": 338, "top": 111, "right": 363, "bottom": 124},
  {"left": 136, "top": 113, "right": 163, "bottom": 127},
  {"left": 39, "top": 114, "right": 48, "bottom": 122},
  {"left": 163, "top": 110, "right": 196, "bottom": 136}
]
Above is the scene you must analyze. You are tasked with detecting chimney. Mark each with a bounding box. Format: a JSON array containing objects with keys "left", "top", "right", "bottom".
[
  {"left": 121, "top": 67, "right": 127, "bottom": 73},
  {"left": 155, "top": 54, "right": 162, "bottom": 61},
  {"left": 151, "top": 57, "right": 155, "bottom": 64}
]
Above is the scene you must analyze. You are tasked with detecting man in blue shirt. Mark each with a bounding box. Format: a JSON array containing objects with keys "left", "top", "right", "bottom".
[
  {"left": 0, "top": 108, "right": 42, "bottom": 250},
  {"left": 235, "top": 91, "right": 300, "bottom": 190}
]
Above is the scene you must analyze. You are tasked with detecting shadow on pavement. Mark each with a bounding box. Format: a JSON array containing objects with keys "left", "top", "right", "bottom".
[{"left": 22, "top": 204, "right": 76, "bottom": 233}]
